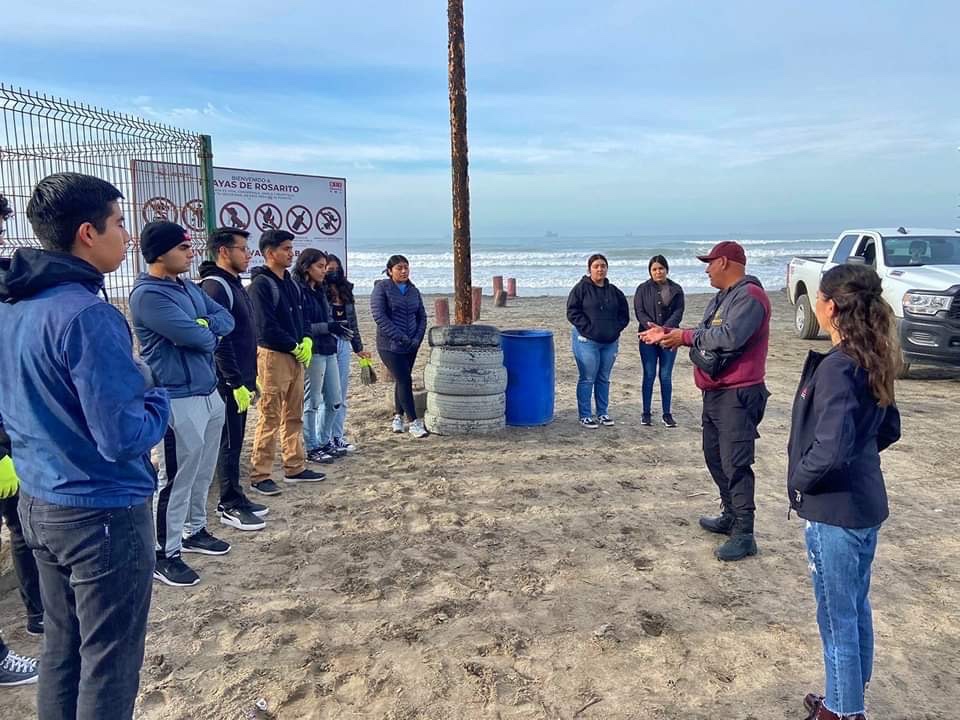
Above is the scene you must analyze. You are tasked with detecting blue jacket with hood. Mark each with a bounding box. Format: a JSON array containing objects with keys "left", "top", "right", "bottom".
[
  {"left": 129, "top": 271, "right": 235, "bottom": 399},
  {"left": 0, "top": 249, "right": 170, "bottom": 508}
]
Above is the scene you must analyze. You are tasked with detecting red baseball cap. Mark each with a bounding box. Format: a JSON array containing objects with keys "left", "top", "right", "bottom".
[{"left": 697, "top": 241, "right": 746, "bottom": 266}]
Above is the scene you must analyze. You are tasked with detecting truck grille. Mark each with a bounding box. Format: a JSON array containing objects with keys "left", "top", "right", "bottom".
[{"left": 950, "top": 295, "right": 960, "bottom": 321}]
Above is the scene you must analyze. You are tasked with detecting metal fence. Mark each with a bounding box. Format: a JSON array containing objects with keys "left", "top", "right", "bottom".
[{"left": 0, "top": 84, "right": 215, "bottom": 306}]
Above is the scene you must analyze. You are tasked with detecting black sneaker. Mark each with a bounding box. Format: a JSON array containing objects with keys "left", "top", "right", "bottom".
[
  {"left": 182, "top": 528, "right": 231, "bottom": 556},
  {"left": 241, "top": 499, "right": 269, "bottom": 518},
  {"left": 26, "top": 616, "right": 44, "bottom": 636},
  {"left": 0, "top": 649, "right": 38, "bottom": 686},
  {"left": 154, "top": 553, "right": 200, "bottom": 587},
  {"left": 219, "top": 505, "right": 266, "bottom": 532},
  {"left": 641, "top": 413, "right": 652, "bottom": 426},
  {"left": 662, "top": 414, "right": 677, "bottom": 428},
  {"left": 579, "top": 417, "right": 599, "bottom": 429},
  {"left": 251, "top": 479, "right": 282, "bottom": 496},
  {"left": 283, "top": 468, "right": 327, "bottom": 483},
  {"left": 307, "top": 446, "right": 335, "bottom": 464},
  {"left": 322, "top": 441, "right": 347, "bottom": 458}
]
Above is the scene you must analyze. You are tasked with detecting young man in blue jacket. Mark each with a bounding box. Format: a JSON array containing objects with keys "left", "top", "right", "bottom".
[
  {"left": 0, "top": 174, "right": 170, "bottom": 717},
  {"left": 129, "top": 221, "right": 235, "bottom": 587}
]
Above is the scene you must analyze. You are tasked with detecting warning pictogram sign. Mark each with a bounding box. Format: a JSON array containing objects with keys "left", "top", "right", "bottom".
[
  {"left": 255, "top": 203, "right": 283, "bottom": 232},
  {"left": 181, "top": 199, "right": 205, "bottom": 232},
  {"left": 142, "top": 197, "right": 178, "bottom": 224},
  {"left": 286, "top": 205, "right": 313, "bottom": 235},
  {"left": 317, "top": 207, "right": 342, "bottom": 236},
  {"left": 220, "top": 202, "right": 250, "bottom": 230}
]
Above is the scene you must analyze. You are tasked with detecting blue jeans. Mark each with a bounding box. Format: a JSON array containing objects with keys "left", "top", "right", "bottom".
[
  {"left": 805, "top": 520, "right": 879, "bottom": 716},
  {"left": 303, "top": 352, "right": 342, "bottom": 450},
  {"left": 571, "top": 328, "right": 619, "bottom": 418},
  {"left": 639, "top": 342, "right": 677, "bottom": 416},
  {"left": 18, "top": 494, "right": 155, "bottom": 720},
  {"left": 326, "top": 337, "right": 353, "bottom": 443}
]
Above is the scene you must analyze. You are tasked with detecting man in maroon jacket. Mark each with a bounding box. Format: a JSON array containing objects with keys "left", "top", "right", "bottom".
[{"left": 641, "top": 241, "right": 771, "bottom": 561}]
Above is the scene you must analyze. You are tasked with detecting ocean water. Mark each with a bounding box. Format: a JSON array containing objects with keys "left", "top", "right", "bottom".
[{"left": 346, "top": 234, "right": 834, "bottom": 296}]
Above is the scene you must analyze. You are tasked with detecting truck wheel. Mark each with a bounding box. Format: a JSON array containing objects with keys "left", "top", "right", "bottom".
[
  {"left": 424, "top": 412, "right": 505, "bottom": 435},
  {"left": 795, "top": 294, "right": 820, "bottom": 340},
  {"left": 423, "top": 363, "right": 507, "bottom": 396},
  {"left": 426, "top": 392, "right": 505, "bottom": 420},
  {"left": 428, "top": 324, "right": 501, "bottom": 348},
  {"left": 896, "top": 353, "right": 911, "bottom": 379}
]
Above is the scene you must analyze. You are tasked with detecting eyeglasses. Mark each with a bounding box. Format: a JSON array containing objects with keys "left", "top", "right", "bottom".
[{"left": 228, "top": 245, "right": 251, "bottom": 254}]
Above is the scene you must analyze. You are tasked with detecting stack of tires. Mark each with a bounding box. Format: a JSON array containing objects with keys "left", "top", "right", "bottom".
[{"left": 424, "top": 324, "right": 507, "bottom": 435}]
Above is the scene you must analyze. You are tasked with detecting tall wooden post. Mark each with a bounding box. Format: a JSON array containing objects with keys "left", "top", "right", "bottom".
[{"left": 448, "top": 0, "right": 473, "bottom": 324}]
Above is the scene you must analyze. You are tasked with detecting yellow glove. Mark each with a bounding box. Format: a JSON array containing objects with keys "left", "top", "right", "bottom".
[
  {"left": 301, "top": 337, "right": 313, "bottom": 356},
  {"left": 232, "top": 386, "right": 252, "bottom": 413},
  {"left": 0, "top": 456, "right": 19, "bottom": 500},
  {"left": 196, "top": 318, "right": 209, "bottom": 328}
]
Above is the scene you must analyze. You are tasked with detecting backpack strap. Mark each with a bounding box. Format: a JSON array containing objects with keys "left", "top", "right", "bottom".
[{"left": 203, "top": 275, "right": 234, "bottom": 311}]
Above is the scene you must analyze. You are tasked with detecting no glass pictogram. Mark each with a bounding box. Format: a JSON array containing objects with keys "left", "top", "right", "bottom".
[
  {"left": 142, "top": 196, "right": 178, "bottom": 224},
  {"left": 317, "top": 207, "right": 342, "bottom": 236},
  {"left": 255, "top": 203, "right": 283, "bottom": 232},
  {"left": 286, "top": 205, "right": 313, "bottom": 235},
  {"left": 181, "top": 199, "right": 205, "bottom": 232},
  {"left": 219, "top": 202, "right": 250, "bottom": 230}
]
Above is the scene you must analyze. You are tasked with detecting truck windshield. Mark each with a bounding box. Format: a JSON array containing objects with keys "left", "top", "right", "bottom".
[{"left": 883, "top": 236, "right": 960, "bottom": 267}]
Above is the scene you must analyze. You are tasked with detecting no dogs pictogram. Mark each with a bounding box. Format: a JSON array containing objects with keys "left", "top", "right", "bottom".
[
  {"left": 286, "top": 205, "right": 313, "bottom": 235},
  {"left": 181, "top": 199, "right": 205, "bottom": 232},
  {"left": 219, "top": 202, "right": 250, "bottom": 230},
  {"left": 255, "top": 203, "right": 283, "bottom": 232},
  {"left": 142, "top": 197, "right": 178, "bottom": 224},
  {"left": 317, "top": 207, "right": 342, "bottom": 236}
]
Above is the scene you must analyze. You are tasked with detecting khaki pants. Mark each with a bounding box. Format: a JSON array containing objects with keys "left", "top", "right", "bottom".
[{"left": 251, "top": 348, "right": 306, "bottom": 481}]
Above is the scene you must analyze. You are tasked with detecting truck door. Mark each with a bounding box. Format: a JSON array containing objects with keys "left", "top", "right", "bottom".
[{"left": 852, "top": 234, "right": 879, "bottom": 269}]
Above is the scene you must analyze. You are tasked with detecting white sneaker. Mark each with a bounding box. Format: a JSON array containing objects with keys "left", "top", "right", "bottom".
[
  {"left": 391, "top": 414, "right": 405, "bottom": 433},
  {"left": 408, "top": 418, "right": 428, "bottom": 438}
]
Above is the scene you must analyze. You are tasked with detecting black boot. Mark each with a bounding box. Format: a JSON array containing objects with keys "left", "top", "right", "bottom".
[
  {"left": 699, "top": 497, "right": 735, "bottom": 535},
  {"left": 715, "top": 516, "right": 758, "bottom": 561}
]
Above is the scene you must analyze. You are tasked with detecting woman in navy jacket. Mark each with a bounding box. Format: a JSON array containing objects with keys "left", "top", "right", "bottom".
[
  {"left": 370, "top": 254, "right": 428, "bottom": 438},
  {"left": 633, "top": 254, "right": 684, "bottom": 427},
  {"left": 788, "top": 264, "right": 901, "bottom": 720}
]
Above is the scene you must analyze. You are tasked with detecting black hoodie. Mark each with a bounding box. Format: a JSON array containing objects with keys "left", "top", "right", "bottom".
[
  {"left": 198, "top": 261, "right": 257, "bottom": 390},
  {"left": 566, "top": 276, "right": 630, "bottom": 344},
  {"left": 248, "top": 265, "right": 306, "bottom": 353}
]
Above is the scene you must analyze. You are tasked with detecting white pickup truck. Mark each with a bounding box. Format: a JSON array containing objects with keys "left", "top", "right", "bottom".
[{"left": 787, "top": 227, "right": 960, "bottom": 375}]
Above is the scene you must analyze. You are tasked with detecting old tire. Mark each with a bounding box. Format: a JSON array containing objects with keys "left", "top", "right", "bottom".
[
  {"left": 429, "top": 346, "right": 504, "bottom": 368},
  {"left": 794, "top": 294, "right": 820, "bottom": 340},
  {"left": 424, "top": 412, "right": 506, "bottom": 436},
  {"left": 896, "top": 352, "right": 911, "bottom": 379},
  {"left": 426, "top": 392, "right": 505, "bottom": 420},
  {"left": 428, "top": 324, "right": 500, "bottom": 348},
  {"left": 423, "top": 363, "right": 507, "bottom": 396}
]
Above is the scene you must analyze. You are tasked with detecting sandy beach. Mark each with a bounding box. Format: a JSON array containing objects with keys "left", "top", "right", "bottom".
[{"left": 2, "top": 289, "right": 957, "bottom": 720}]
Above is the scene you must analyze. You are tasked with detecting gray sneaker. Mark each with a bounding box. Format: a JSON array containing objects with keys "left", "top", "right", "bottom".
[{"left": 0, "top": 650, "right": 38, "bottom": 686}]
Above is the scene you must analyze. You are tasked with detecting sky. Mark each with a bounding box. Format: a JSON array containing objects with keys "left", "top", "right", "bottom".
[{"left": 3, "top": 1, "right": 959, "bottom": 238}]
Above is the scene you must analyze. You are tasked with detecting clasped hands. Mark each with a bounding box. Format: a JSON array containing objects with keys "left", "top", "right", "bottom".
[{"left": 638, "top": 322, "right": 684, "bottom": 349}]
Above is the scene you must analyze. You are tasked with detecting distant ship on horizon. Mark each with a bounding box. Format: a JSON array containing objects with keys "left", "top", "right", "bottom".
[{"left": 544, "top": 230, "right": 558, "bottom": 238}]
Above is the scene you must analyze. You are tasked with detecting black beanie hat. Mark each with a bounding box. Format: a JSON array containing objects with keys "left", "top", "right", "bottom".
[{"left": 141, "top": 221, "right": 190, "bottom": 263}]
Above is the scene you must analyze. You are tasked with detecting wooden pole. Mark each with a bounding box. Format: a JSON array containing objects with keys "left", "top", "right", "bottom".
[
  {"left": 448, "top": 0, "right": 472, "bottom": 324},
  {"left": 434, "top": 297, "right": 451, "bottom": 326}
]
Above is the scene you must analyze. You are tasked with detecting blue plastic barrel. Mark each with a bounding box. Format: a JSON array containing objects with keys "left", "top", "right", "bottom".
[{"left": 501, "top": 329, "right": 555, "bottom": 426}]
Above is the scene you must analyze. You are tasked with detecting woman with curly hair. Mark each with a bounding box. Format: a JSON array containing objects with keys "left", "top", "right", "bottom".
[{"left": 788, "top": 264, "right": 901, "bottom": 720}]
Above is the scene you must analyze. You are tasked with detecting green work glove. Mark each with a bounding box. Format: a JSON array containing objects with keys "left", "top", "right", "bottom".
[
  {"left": 0, "top": 456, "right": 19, "bottom": 499},
  {"left": 196, "top": 318, "right": 209, "bottom": 328},
  {"left": 292, "top": 342, "right": 305, "bottom": 363},
  {"left": 232, "top": 386, "right": 252, "bottom": 413},
  {"left": 301, "top": 336, "right": 313, "bottom": 357}
]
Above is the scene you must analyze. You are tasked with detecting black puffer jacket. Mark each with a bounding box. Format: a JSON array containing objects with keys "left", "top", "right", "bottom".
[
  {"left": 300, "top": 282, "right": 338, "bottom": 356},
  {"left": 566, "top": 276, "right": 630, "bottom": 344},
  {"left": 787, "top": 346, "right": 901, "bottom": 528},
  {"left": 633, "top": 278, "right": 684, "bottom": 331}
]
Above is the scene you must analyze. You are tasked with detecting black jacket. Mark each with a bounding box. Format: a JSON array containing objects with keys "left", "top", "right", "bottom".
[
  {"left": 299, "top": 281, "right": 338, "bottom": 356},
  {"left": 633, "top": 278, "right": 684, "bottom": 331},
  {"left": 566, "top": 276, "right": 630, "bottom": 344},
  {"left": 248, "top": 266, "right": 306, "bottom": 353},
  {"left": 199, "top": 262, "right": 257, "bottom": 391},
  {"left": 787, "top": 346, "right": 901, "bottom": 528},
  {"left": 327, "top": 279, "right": 364, "bottom": 353}
]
